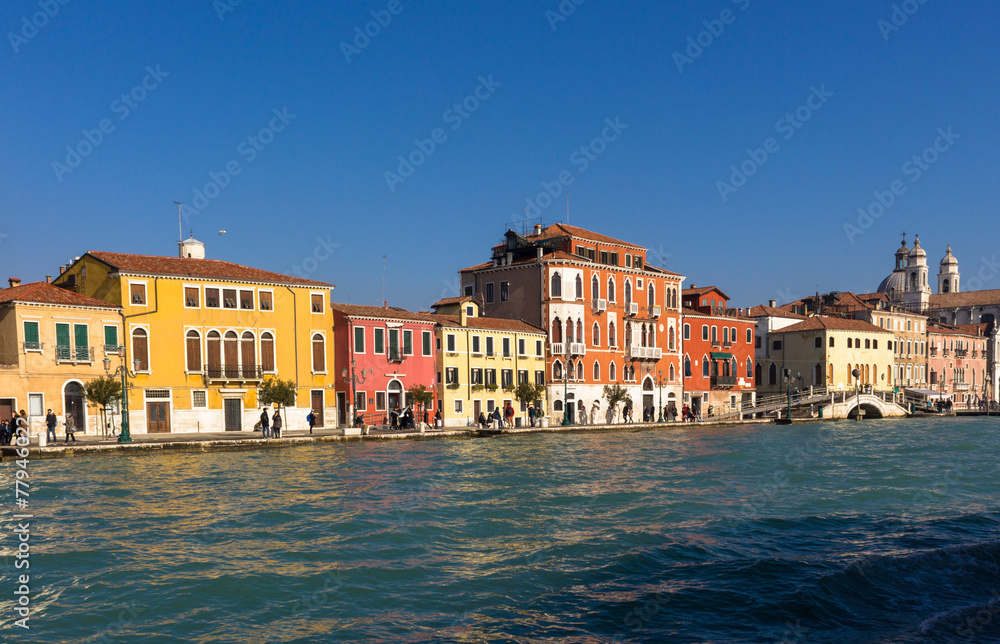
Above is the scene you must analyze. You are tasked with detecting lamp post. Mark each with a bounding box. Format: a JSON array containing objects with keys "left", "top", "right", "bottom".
[
  {"left": 103, "top": 349, "right": 140, "bottom": 443},
  {"left": 341, "top": 359, "right": 371, "bottom": 431},
  {"left": 852, "top": 367, "right": 861, "bottom": 421}
]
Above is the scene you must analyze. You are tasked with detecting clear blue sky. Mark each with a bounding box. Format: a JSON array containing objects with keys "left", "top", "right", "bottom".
[{"left": 3, "top": 0, "right": 997, "bottom": 309}]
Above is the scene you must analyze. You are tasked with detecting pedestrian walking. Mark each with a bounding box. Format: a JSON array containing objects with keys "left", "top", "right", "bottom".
[
  {"left": 46, "top": 408, "right": 58, "bottom": 443},
  {"left": 271, "top": 409, "right": 282, "bottom": 438},
  {"left": 307, "top": 409, "right": 316, "bottom": 434},
  {"left": 64, "top": 410, "right": 76, "bottom": 443},
  {"left": 260, "top": 407, "right": 271, "bottom": 439}
]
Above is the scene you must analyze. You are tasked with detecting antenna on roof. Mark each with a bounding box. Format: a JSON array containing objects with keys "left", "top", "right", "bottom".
[{"left": 174, "top": 202, "right": 182, "bottom": 242}]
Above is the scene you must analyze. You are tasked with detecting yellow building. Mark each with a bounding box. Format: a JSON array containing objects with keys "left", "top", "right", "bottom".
[
  {"left": 765, "top": 316, "right": 894, "bottom": 391},
  {"left": 52, "top": 239, "right": 336, "bottom": 433},
  {"left": 432, "top": 299, "right": 547, "bottom": 427},
  {"left": 0, "top": 279, "right": 123, "bottom": 436}
]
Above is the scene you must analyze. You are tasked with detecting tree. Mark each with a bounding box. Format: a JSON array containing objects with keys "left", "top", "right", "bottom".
[
  {"left": 514, "top": 381, "right": 545, "bottom": 419},
  {"left": 259, "top": 377, "right": 297, "bottom": 428},
  {"left": 406, "top": 384, "right": 435, "bottom": 424},
  {"left": 602, "top": 384, "right": 632, "bottom": 423},
  {"left": 84, "top": 375, "right": 122, "bottom": 436}
]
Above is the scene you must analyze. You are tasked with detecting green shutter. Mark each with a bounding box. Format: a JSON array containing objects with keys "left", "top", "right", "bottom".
[
  {"left": 389, "top": 329, "right": 399, "bottom": 357},
  {"left": 354, "top": 327, "right": 364, "bottom": 353},
  {"left": 55, "top": 323, "right": 70, "bottom": 360},
  {"left": 23, "top": 322, "right": 39, "bottom": 348},
  {"left": 403, "top": 331, "right": 412, "bottom": 355},
  {"left": 374, "top": 329, "right": 384, "bottom": 353},
  {"left": 422, "top": 332, "right": 431, "bottom": 356},
  {"left": 74, "top": 324, "right": 89, "bottom": 360},
  {"left": 105, "top": 326, "right": 118, "bottom": 348}
]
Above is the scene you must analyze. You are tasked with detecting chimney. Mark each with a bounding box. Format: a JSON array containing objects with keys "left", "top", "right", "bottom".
[
  {"left": 45, "top": 276, "right": 52, "bottom": 284},
  {"left": 690, "top": 284, "right": 696, "bottom": 289},
  {"left": 60, "top": 265, "right": 67, "bottom": 274},
  {"left": 769, "top": 300, "right": 777, "bottom": 308},
  {"left": 533, "top": 224, "right": 542, "bottom": 235},
  {"left": 8, "top": 277, "right": 21, "bottom": 288}
]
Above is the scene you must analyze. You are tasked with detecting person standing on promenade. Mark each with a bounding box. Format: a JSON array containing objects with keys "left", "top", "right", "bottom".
[
  {"left": 63, "top": 410, "right": 76, "bottom": 443},
  {"left": 0, "top": 418, "right": 9, "bottom": 445},
  {"left": 260, "top": 407, "right": 270, "bottom": 439},
  {"left": 528, "top": 406, "right": 535, "bottom": 428},
  {"left": 46, "top": 409, "right": 58, "bottom": 443},
  {"left": 307, "top": 409, "right": 316, "bottom": 434},
  {"left": 271, "top": 409, "right": 282, "bottom": 438},
  {"left": 504, "top": 403, "right": 514, "bottom": 428}
]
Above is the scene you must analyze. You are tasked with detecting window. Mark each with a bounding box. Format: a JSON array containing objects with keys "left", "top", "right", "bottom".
[
  {"left": 593, "top": 361, "right": 600, "bottom": 380},
  {"left": 355, "top": 391, "right": 367, "bottom": 411},
  {"left": 702, "top": 357, "right": 709, "bottom": 377},
  {"left": 312, "top": 334, "right": 326, "bottom": 372},
  {"left": 746, "top": 328, "right": 752, "bottom": 344},
  {"left": 608, "top": 278, "right": 616, "bottom": 302},
  {"left": 464, "top": 285, "right": 473, "bottom": 296},
  {"left": 723, "top": 327, "right": 728, "bottom": 344},
  {"left": 500, "top": 281, "right": 509, "bottom": 302},
  {"left": 447, "top": 334, "right": 456, "bottom": 352},
  {"left": 829, "top": 337, "right": 835, "bottom": 347},
  {"left": 260, "top": 332, "right": 275, "bottom": 372},
  {"left": 551, "top": 273, "right": 562, "bottom": 298},
  {"left": 773, "top": 340, "right": 782, "bottom": 351},
  {"left": 240, "top": 290, "right": 254, "bottom": 310},
  {"left": 311, "top": 294, "right": 324, "bottom": 313},
  {"left": 207, "top": 331, "right": 221, "bottom": 374},
  {"left": 536, "top": 340, "right": 543, "bottom": 356},
  {"left": 28, "top": 393, "right": 43, "bottom": 418},
  {"left": 610, "top": 252, "right": 618, "bottom": 266},
  {"left": 241, "top": 332, "right": 256, "bottom": 376},
  {"left": 104, "top": 326, "right": 118, "bottom": 351},
  {"left": 472, "top": 336, "right": 481, "bottom": 354},
  {"left": 626, "top": 255, "right": 632, "bottom": 268},
  {"left": 684, "top": 324, "right": 690, "bottom": 340},
  {"left": 205, "top": 288, "right": 220, "bottom": 308},
  {"left": 132, "top": 328, "right": 149, "bottom": 371},
  {"left": 575, "top": 275, "right": 583, "bottom": 300},
  {"left": 422, "top": 331, "right": 432, "bottom": 356},
  {"left": 518, "top": 339, "right": 526, "bottom": 355},
  {"left": 593, "top": 322, "right": 600, "bottom": 347},
  {"left": 592, "top": 276, "right": 600, "bottom": 301},
  {"left": 600, "top": 251, "right": 609, "bottom": 265},
  {"left": 374, "top": 328, "right": 385, "bottom": 354},
  {"left": 608, "top": 321, "right": 616, "bottom": 347},
  {"left": 635, "top": 256, "right": 643, "bottom": 270},
  {"left": 192, "top": 390, "right": 207, "bottom": 408},
  {"left": 848, "top": 338, "right": 853, "bottom": 348},
  {"left": 471, "top": 368, "right": 483, "bottom": 385},
  {"left": 712, "top": 326, "right": 718, "bottom": 343},
  {"left": 865, "top": 339, "right": 871, "bottom": 349},
  {"left": 535, "top": 370, "right": 545, "bottom": 385},
  {"left": 485, "top": 337, "right": 494, "bottom": 356},
  {"left": 403, "top": 330, "right": 413, "bottom": 356},
  {"left": 746, "top": 358, "right": 753, "bottom": 379},
  {"left": 502, "top": 369, "right": 513, "bottom": 388},
  {"left": 502, "top": 338, "right": 511, "bottom": 357},
  {"left": 376, "top": 392, "right": 387, "bottom": 411},
  {"left": 388, "top": 328, "right": 400, "bottom": 360},
  {"left": 684, "top": 356, "right": 691, "bottom": 377},
  {"left": 486, "top": 369, "right": 497, "bottom": 386},
  {"left": 186, "top": 330, "right": 201, "bottom": 371},
  {"left": 486, "top": 283, "right": 495, "bottom": 303},
  {"left": 454, "top": 399, "right": 463, "bottom": 414},
  {"left": 185, "top": 287, "right": 200, "bottom": 308},
  {"left": 223, "top": 288, "right": 237, "bottom": 309},
  {"left": 445, "top": 367, "right": 459, "bottom": 384},
  {"left": 702, "top": 325, "right": 709, "bottom": 341},
  {"left": 815, "top": 337, "right": 822, "bottom": 348},
  {"left": 610, "top": 361, "right": 616, "bottom": 381},
  {"left": 23, "top": 321, "right": 40, "bottom": 350},
  {"left": 259, "top": 291, "right": 273, "bottom": 311},
  {"left": 354, "top": 327, "right": 365, "bottom": 353},
  {"left": 129, "top": 283, "right": 146, "bottom": 305}
]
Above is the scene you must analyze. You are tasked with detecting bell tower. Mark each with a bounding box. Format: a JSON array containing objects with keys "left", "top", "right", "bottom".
[{"left": 938, "top": 245, "right": 960, "bottom": 294}]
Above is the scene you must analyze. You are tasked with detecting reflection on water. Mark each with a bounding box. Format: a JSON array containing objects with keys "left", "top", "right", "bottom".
[{"left": 0, "top": 417, "right": 999, "bottom": 643}]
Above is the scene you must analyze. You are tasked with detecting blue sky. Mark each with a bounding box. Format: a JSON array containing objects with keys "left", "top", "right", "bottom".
[{"left": 3, "top": 0, "right": 997, "bottom": 309}]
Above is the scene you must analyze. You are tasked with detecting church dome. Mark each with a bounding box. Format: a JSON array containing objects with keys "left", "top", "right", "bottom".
[
  {"left": 940, "top": 245, "right": 958, "bottom": 266},
  {"left": 877, "top": 270, "right": 905, "bottom": 295}
]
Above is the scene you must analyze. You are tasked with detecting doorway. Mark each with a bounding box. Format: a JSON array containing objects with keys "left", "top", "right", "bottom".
[
  {"left": 223, "top": 399, "right": 242, "bottom": 432},
  {"left": 473, "top": 400, "right": 482, "bottom": 421},
  {"left": 337, "top": 392, "right": 347, "bottom": 426},
  {"left": 387, "top": 380, "right": 403, "bottom": 413},
  {"left": 146, "top": 402, "right": 170, "bottom": 433},
  {"left": 310, "top": 390, "right": 324, "bottom": 427},
  {"left": 0, "top": 398, "right": 14, "bottom": 423},
  {"left": 65, "top": 382, "right": 86, "bottom": 432}
]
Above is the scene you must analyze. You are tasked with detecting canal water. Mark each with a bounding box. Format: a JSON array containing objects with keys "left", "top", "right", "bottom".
[{"left": 2, "top": 417, "right": 1000, "bottom": 643}]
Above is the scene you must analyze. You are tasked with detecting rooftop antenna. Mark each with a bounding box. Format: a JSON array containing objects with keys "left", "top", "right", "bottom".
[{"left": 174, "top": 202, "right": 182, "bottom": 242}]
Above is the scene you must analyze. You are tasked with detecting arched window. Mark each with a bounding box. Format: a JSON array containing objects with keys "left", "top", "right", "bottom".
[
  {"left": 608, "top": 278, "right": 616, "bottom": 302},
  {"left": 185, "top": 330, "right": 201, "bottom": 372},
  {"left": 260, "top": 332, "right": 275, "bottom": 372},
  {"left": 624, "top": 280, "right": 632, "bottom": 306},
  {"left": 768, "top": 363, "right": 777, "bottom": 385},
  {"left": 711, "top": 326, "right": 718, "bottom": 343},
  {"left": 641, "top": 324, "right": 648, "bottom": 347},
  {"left": 829, "top": 337, "right": 835, "bottom": 347},
  {"left": 576, "top": 320, "right": 583, "bottom": 344},
  {"left": 683, "top": 324, "right": 690, "bottom": 340},
  {"left": 746, "top": 328, "right": 752, "bottom": 344},
  {"left": 648, "top": 283, "right": 655, "bottom": 307},
  {"left": 312, "top": 333, "right": 326, "bottom": 372},
  {"left": 592, "top": 275, "right": 600, "bottom": 301},
  {"left": 684, "top": 355, "right": 691, "bottom": 377},
  {"left": 755, "top": 362, "right": 762, "bottom": 383},
  {"left": 132, "top": 328, "right": 149, "bottom": 371},
  {"left": 731, "top": 357, "right": 738, "bottom": 377},
  {"left": 566, "top": 318, "right": 574, "bottom": 344},
  {"left": 746, "top": 358, "right": 753, "bottom": 379},
  {"left": 593, "top": 361, "right": 600, "bottom": 381},
  {"left": 224, "top": 331, "right": 239, "bottom": 377},
  {"left": 551, "top": 272, "right": 562, "bottom": 298},
  {"left": 553, "top": 360, "right": 563, "bottom": 380},
  {"left": 241, "top": 332, "right": 256, "bottom": 377},
  {"left": 609, "top": 321, "right": 616, "bottom": 347},
  {"left": 649, "top": 325, "right": 655, "bottom": 347},
  {"left": 669, "top": 326, "right": 676, "bottom": 351},
  {"left": 552, "top": 317, "right": 562, "bottom": 344},
  {"left": 575, "top": 275, "right": 583, "bottom": 300},
  {"left": 828, "top": 363, "right": 833, "bottom": 385},
  {"left": 702, "top": 355, "right": 710, "bottom": 377},
  {"left": 671, "top": 288, "right": 678, "bottom": 309},
  {"left": 207, "top": 331, "right": 221, "bottom": 375},
  {"left": 847, "top": 338, "right": 853, "bottom": 348},
  {"left": 592, "top": 322, "right": 600, "bottom": 347},
  {"left": 669, "top": 364, "right": 675, "bottom": 381},
  {"left": 553, "top": 400, "right": 563, "bottom": 412},
  {"left": 578, "top": 360, "right": 584, "bottom": 381},
  {"left": 723, "top": 327, "right": 729, "bottom": 344},
  {"left": 625, "top": 322, "right": 632, "bottom": 347},
  {"left": 942, "top": 279, "right": 950, "bottom": 293},
  {"left": 609, "top": 361, "right": 617, "bottom": 381},
  {"left": 567, "top": 360, "right": 575, "bottom": 380}
]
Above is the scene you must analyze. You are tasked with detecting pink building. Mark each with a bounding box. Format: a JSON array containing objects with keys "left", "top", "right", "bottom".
[
  {"left": 331, "top": 304, "right": 439, "bottom": 427},
  {"left": 927, "top": 321, "right": 990, "bottom": 408}
]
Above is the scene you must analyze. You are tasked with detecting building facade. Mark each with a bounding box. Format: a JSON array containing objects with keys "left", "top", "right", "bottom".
[
  {"left": 459, "top": 224, "right": 684, "bottom": 423},
  {"left": 927, "top": 322, "right": 990, "bottom": 408},
  {"left": 52, "top": 240, "right": 336, "bottom": 433}
]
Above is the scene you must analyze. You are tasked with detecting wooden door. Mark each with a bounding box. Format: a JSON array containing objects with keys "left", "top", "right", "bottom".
[
  {"left": 224, "top": 399, "right": 242, "bottom": 432},
  {"left": 146, "top": 402, "right": 170, "bottom": 433},
  {"left": 311, "top": 391, "right": 324, "bottom": 427},
  {"left": 337, "top": 392, "right": 347, "bottom": 426},
  {"left": 0, "top": 399, "right": 13, "bottom": 423}
]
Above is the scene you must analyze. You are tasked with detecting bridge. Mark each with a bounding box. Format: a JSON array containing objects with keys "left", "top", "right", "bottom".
[{"left": 713, "top": 387, "right": 910, "bottom": 421}]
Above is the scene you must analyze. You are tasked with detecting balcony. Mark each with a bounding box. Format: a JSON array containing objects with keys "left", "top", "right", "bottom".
[
  {"left": 954, "top": 383, "right": 970, "bottom": 392},
  {"left": 711, "top": 375, "right": 738, "bottom": 389},
  {"left": 551, "top": 343, "right": 565, "bottom": 356},
  {"left": 627, "top": 346, "right": 662, "bottom": 360},
  {"left": 723, "top": 340, "right": 732, "bottom": 349},
  {"left": 929, "top": 347, "right": 938, "bottom": 357},
  {"left": 650, "top": 305, "right": 661, "bottom": 318},
  {"left": 711, "top": 340, "right": 721, "bottom": 349},
  {"left": 569, "top": 342, "right": 586, "bottom": 356},
  {"left": 388, "top": 349, "right": 406, "bottom": 363},
  {"left": 592, "top": 298, "right": 607, "bottom": 313},
  {"left": 22, "top": 341, "right": 42, "bottom": 352},
  {"left": 955, "top": 349, "right": 968, "bottom": 358},
  {"left": 204, "top": 365, "right": 264, "bottom": 382},
  {"left": 56, "top": 345, "right": 94, "bottom": 363}
]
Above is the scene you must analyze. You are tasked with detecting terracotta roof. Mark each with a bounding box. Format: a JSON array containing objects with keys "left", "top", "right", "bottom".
[
  {"left": 774, "top": 316, "right": 892, "bottom": 334},
  {"left": 330, "top": 303, "right": 440, "bottom": 324},
  {"left": 525, "top": 223, "right": 644, "bottom": 250},
  {"left": 680, "top": 307, "right": 753, "bottom": 321},
  {"left": 437, "top": 315, "right": 545, "bottom": 334},
  {"left": 86, "top": 251, "right": 331, "bottom": 287},
  {"left": 929, "top": 289, "right": 1000, "bottom": 309},
  {"left": 928, "top": 323, "right": 982, "bottom": 338},
  {"left": 0, "top": 282, "right": 120, "bottom": 309},
  {"left": 683, "top": 286, "right": 730, "bottom": 300},
  {"left": 432, "top": 296, "right": 472, "bottom": 308},
  {"left": 745, "top": 305, "right": 807, "bottom": 319},
  {"left": 461, "top": 249, "right": 682, "bottom": 276}
]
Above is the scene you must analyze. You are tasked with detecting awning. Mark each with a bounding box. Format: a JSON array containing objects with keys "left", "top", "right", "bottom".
[
  {"left": 905, "top": 388, "right": 949, "bottom": 399},
  {"left": 710, "top": 352, "right": 733, "bottom": 360}
]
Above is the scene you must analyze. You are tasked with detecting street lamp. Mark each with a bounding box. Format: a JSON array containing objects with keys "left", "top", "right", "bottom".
[
  {"left": 341, "top": 359, "right": 371, "bottom": 431},
  {"left": 646, "top": 364, "right": 666, "bottom": 422},
  {"left": 103, "top": 349, "right": 140, "bottom": 443},
  {"left": 852, "top": 367, "right": 861, "bottom": 421}
]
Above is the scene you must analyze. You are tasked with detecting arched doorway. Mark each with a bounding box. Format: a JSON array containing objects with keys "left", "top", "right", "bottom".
[
  {"left": 642, "top": 377, "right": 654, "bottom": 413},
  {"left": 64, "top": 381, "right": 86, "bottom": 433},
  {"left": 387, "top": 379, "right": 403, "bottom": 414}
]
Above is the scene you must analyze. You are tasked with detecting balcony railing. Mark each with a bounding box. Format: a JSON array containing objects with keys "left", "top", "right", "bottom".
[
  {"left": 711, "top": 375, "right": 738, "bottom": 389},
  {"left": 22, "top": 341, "right": 42, "bottom": 352},
  {"left": 711, "top": 340, "right": 721, "bottom": 349},
  {"left": 955, "top": 349, "right": 968, "bottom": 358},
  {"left": 929, "top": 348, "right": 938, "bottom": 356},
  {"left": 388, "top": 349, "right": 405, "bottom": 363},
  {"left": 204, "top": 365, "right": 264, "bottom": 380},
  {"left": 722, "top": 340, "right": 732, "bottom": 349},
  {"left": 650, "top": 305, "right": 661, "bottom": 318},
  {"left": 56, "top": 345, "right": 93, "bottom": 363},
  {"left": 569, "top": 342, "right": 586, "bottom": 356},
  {"left": 627, "top": 346, "right": 662, "bottom": 360}
]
